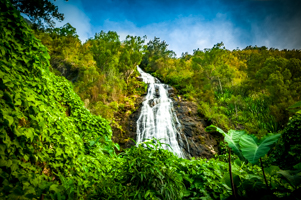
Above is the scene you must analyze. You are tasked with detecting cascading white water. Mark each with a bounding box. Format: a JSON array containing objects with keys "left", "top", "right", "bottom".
[{"left": 136, "top": 66, "right": 186, "bottom": 158}]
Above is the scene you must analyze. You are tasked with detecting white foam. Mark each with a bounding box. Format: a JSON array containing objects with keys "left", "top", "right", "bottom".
[{"left": 136, "top": 66, "right": 187, "bottom": 157}]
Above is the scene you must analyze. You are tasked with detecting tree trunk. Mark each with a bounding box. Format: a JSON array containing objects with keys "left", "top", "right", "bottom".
[
  {"left": 125, "top": 69, "right": 134, "bottom": 85},
  {"left": 235, "top": 102, "right": 238, "bottom": 117},
  {"left": 218, "top": 76, "right": 223, "bottom": 94}
]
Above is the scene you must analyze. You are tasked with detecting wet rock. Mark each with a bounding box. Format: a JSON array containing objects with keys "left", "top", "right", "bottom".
[
  {"left": 183, "top": 126, "right": 193, "bottom": 137},
  {"left": 112, "top": 78, "right": 220, "bottom": 160},
  {"left": 166, "top": 87, "right": 219, "bottom": 159},
  {"left": 136, "top": 77, "right": 144, "bottom": 82}
]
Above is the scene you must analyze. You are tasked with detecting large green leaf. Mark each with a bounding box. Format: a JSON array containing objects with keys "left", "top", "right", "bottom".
[
  {"left": 289, "top": 101, "right": 301, "bottom": 108},
  {"left": 239, "top": 134, "right": 281, "bottom": 164},
  {"left": 277, "top": 169, "right": 301, "bottom": 187},
  {"left": 288, "top": 101, "right": 301, "bottom": 113},
  {"left": 206, "top": 125, "right": 247, "bottom": 159},
  {"left": 224, "top": 130, "right": 247, "bottom": 160},
  {"left": 205, "top": 124, "right": 226, "bottom": 136}
]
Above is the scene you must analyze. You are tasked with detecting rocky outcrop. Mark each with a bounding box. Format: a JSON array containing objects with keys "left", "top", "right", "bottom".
[
  {"left": 111, "top": 95, "right": 144, "bottom": 149},
  {"left": 50, "top": 58, "right": 79, "bottom": 82},
  {"left": 173, "top": 100, "right": 220, "bottom": 159},
  {"left": 112, "top": 82, "right": 221, "bottom": 159}
]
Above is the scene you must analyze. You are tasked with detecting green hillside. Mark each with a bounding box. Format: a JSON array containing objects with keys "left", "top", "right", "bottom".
[
  {"left": 1, "top": 0, "right": 301, "bottom": 199},
  {"left": 0, "top": 1, "right": 116, "bottom": 199}
]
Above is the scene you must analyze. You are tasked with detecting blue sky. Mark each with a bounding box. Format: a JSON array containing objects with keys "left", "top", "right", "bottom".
[{"left": 52, "top": 0, "right": 301, "bottom": 56}]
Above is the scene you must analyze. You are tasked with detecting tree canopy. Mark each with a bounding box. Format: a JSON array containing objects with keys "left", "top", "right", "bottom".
[{"left": 11, "top": 0, "right": 64, "bottom": 28}]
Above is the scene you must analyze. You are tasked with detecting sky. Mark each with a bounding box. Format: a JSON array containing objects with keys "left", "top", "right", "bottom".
[{"left": 52, "top": 0, "right": 301, "bottom": 57}]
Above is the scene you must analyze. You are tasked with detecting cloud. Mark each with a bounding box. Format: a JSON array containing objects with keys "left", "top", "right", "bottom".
[
  {"left": 166, "top": 14, "right": 241, "bottom": 55},
  {"left": 51, "top": 0, "right": 93, "bottom": 42},
  {"left": 250, "top": 8, "right": 301, "bottom": 49},
  {"left": 226, "top": 0, "right": 301, "bottom": 49},
  {"left": 92, "top": 14, "right": 244, "bottom": 57},
  {"left": 51, "top": 0, "right": 301, "bottom": 55}
]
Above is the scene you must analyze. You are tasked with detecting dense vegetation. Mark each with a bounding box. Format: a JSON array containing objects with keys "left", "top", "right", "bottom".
[
  {"left": 32, "top": 24, "right": 147, "bottom": 139},
  {"left": 140, "top": 38, "right": 301, "bottom": 169},
  {"left": 1, "top": 0, "right": 301, "bottom": 199},
  {"left": 141, "top": 40, "right": 301, "bottom": 136},
  {"left": 0, "top": 1, "right": 119, "bottom": 198}
]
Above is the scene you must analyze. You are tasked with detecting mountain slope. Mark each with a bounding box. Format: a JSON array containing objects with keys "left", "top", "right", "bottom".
[{"left": 0, "top": 1, "right": 114, "bottom": 199}]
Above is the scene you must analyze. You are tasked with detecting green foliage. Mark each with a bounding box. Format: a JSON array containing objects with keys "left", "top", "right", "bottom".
[
  {"left": 0, "top": 2, "right": 115, "bottom": 199},
  {"left": 289, "top": 100, "right": 301, "bottom": 114},
  {"left": 140, "top": 37, "right": 176, "bottom": 73},
  {"left": 269, "top": 113, "right": 301, "bottom": 169},
  {"left": 52, "top": 23, "right": 78, "bottom": 37},
  {"left": 205, "top": 125, "right": 298, "bottom": 199},
  {"left": 33, "top": 23, "right": 82, "bottom": 80},
  {"left": 119, "top": 35, "right": 146, "bottom": 84},
  {"left": 239, "top": 133, "right": 281, "bottom": 164},
  {"left": 206, "top": 125, "right": 280, "bottom": 165},
  {"left": 142, "top": 40, "right": 301, "bottom": 137},
  {"left": 277, "top": 168, "right": 301, "bottom": 189},
  {"left": 206, "top": 125, "right": 247, "bottom": 160},
  {"left": 223, "top": 162, "right": 269, "bottom": 199},
  {"left": 119, "top": 139, "right": 186, "bottom": 199},
  {"left": 2, "top": 1, "right": 301, "bottom": 199},
  {"left": 91, "top": 31, "right": 121, "bottom": 72},
  {"left": 34, "top": 23, "right": 147, "bottom": 133},
  {"left": 89, "top": 139, "right": 185, "bottom": 200},
  {"left": 11, "top": 0, "right": 65, "bottom": 28},
  {"left": 179, "top": 157, "right": 231, "bottom": 200}
]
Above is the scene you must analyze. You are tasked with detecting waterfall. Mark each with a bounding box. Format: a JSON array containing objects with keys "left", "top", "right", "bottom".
[{"left": 136, "top": 66, "right": 187, "bottom": 158}]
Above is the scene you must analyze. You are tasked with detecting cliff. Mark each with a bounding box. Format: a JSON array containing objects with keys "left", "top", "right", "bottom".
[{"left": 112, "top": 79, "right": 221, "bottom": 159}]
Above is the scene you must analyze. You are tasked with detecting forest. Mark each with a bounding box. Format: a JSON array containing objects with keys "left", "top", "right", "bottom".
[{"left": 1, "top": 0, "right": 301, "bottom": 199}]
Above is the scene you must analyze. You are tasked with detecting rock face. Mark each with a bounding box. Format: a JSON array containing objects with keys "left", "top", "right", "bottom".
[
  {"left": 173, "top": 100, "right": 219, "bottom": 159},
  {"left": 50, "top": 59, "right": 79, "bottom": 82},
  {"left": 112, "top": 83, "right": 221, "bottom": 159},
  {"left": 111, "top": 96, "right": 144, "bottom": 149}
]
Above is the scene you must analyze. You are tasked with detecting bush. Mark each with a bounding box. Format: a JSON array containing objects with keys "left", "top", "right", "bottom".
[
  {"left": 269, "top": 113, "right": 301, "bottom": 169},
  {"left": 0, "top": 2, "right": 114, "bottom": 199},
  {"left": 92, "top": 139, "right": 186, "bottom": 200}
]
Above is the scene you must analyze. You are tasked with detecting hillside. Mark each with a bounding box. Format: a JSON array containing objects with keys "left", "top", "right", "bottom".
[
  {"left": 0, "top": 1, "right": 116, "bottom": 199},
  {"left": 1, "top": 0, "right": 301, "bottom": 199}
]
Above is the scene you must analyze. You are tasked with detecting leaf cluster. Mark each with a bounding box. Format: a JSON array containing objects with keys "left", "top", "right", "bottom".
[
  {"left": 11, "top": 0, "right": 65, "bottom": 29},
  {"left": 0, "top": 2, "right": 116, "bottom": 199}
]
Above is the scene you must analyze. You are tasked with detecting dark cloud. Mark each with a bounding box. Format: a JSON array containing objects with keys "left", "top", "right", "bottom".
[{"left": 225, "top": 0, "right": 301, "bottom": 48}]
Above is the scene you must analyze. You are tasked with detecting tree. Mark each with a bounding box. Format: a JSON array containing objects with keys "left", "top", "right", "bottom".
[
  {"left": 191, "top": 42, "right": 235, "bottom": 94},
  {"left": 140, "top": 37, "right": 176, "bottom": 72},
  {"left": 11, "top": 0, "right": 64, "bottom": 28},
  {"left": 119, "top": 35, "right": 146, "bottom": 84},
  {"left": 33, "top": 23, "right": 82, "bottom": 82},
  {"left": 52, "top": 23, "right": 78, "bottom": 37},
  {"left": 90, "top": 31, "right": 121, "bottom": 73}
]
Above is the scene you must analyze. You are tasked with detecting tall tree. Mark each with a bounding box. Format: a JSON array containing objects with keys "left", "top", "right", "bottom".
[
  {"left": 140, "top": 37, "right": 176, "bottom": 72},
  {"left": 90, "top": 31, "right": 121, "bottom": 73},
  {"left": 192, "top": 42, "right": 235, "bottom": 93},
  {"left": 119, "top": 35, "right": 146, "bottom": 84},
  {"left": 11, "top": 0, "right": 64, "bottom": 28}
]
